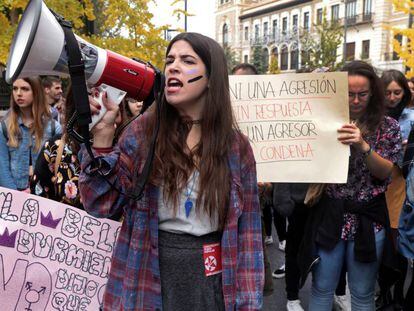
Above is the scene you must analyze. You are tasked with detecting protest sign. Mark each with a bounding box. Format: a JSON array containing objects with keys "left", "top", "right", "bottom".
[
  {"left": 230, "top": 72, "right": 349, "bottom": 183},
  {"left": 0, "top": 187, "right": 121, "bottom": 311}
]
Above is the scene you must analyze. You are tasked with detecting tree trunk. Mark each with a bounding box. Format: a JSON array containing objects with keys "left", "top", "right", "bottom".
[{"left": 10, "top": 9, "right": 19, "bottom": 25}]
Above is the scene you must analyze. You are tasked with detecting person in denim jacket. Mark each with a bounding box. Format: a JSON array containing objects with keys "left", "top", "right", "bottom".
[
  {"left": 376, "top": 70, "right": 412, "bottom": 310},
  {"left": 0, "top": 76, "right": 61, "bottom": 191},
  {"left": 399, "top": 124, "right": 414, "bottom": 309}
]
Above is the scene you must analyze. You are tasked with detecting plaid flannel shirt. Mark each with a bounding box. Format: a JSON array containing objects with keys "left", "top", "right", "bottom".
[{"left": 79, "top": 115, "right": 264, "bottom": 310}]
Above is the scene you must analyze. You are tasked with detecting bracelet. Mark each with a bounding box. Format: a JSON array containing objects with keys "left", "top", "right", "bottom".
[{"left": 362, "top": 146, "right": 373, "bottom": 157}]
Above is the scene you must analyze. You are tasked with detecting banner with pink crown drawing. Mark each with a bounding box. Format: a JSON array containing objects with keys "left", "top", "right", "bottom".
[{"left": 0, "top": 187, "right": 121, "bottom": 311}]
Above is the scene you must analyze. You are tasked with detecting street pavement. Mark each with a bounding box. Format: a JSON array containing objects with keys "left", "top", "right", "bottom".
[{"left": 262, "top": 232, "right": 311, "bottom": 311}]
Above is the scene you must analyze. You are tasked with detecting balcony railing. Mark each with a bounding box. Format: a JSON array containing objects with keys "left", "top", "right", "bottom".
[
  {"left": 248, "top": 27, "right": 302, "bottom": 46},
  {"left": 383, "top": 52, "right": 402, "bottom": 62},
  {"left": 333, "top": 12, "right": 374, "bottom": 26}
]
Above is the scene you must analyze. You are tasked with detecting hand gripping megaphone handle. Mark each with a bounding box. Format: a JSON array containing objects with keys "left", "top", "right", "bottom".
[{"left": 89, "top": 84, "right": 127, "bottom": 130}]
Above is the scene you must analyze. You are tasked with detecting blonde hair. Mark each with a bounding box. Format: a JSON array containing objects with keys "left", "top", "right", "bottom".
[{"left": 7, "top": 77, "right": 51, "bottom": 151}]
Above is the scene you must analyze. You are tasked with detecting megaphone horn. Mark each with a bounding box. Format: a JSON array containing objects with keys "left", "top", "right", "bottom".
[
  {"left": 6, "top": 0, "right": 164, "bottom": 203},
  {"left": 5, "top": 0, "right": 156, "bottom": 102}
]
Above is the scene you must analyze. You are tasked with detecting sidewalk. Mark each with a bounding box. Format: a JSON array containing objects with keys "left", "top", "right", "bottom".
[{"left": 262, "top": 233, "right": 311, "bottom": 310}]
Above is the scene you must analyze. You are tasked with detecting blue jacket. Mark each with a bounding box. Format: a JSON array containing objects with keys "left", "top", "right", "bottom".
[
  {"left": 0, "top": 116, "right": 61, "bottom": 190},
  {"left": 399, "top": 161, "right": 414, "bottom": 259}
]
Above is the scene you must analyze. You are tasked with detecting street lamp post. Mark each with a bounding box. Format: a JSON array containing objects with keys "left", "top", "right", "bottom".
[{"left": 184, "top": 0, "right": 188, "bottom": 32}]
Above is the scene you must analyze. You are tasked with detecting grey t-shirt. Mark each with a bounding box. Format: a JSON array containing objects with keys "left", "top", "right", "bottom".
[{"left": 158, "top": 172, "right": 219, "bottom": 236}]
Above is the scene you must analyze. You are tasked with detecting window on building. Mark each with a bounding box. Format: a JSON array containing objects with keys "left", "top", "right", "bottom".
[
  {"left": 346, "top": 42, "right": 355, "bottom": 61},
  {"left": 282, "top": 17, "right": 288, "bottom": 35},
  {"left": 301, "top": 50, "right": 310, "bottom": 67},
  {"left": 291, "top": 49, "right": 299, "bottom": 70},
  {"left": 361, "top": 40, "right": 370, "bottom": 59},
  {"left": 255, "top": 24, "right": 260, "bottom": 40},
  {"left": 262, "top": 48, "right": 269, "bottom": 72},
  {"left": 222, "top": 23, "right": 228, "bottom": 46},
  {"left": 244, "top": 55, "right": 248, "bottom": 63},
  {"left": 331, "top": 4, "right": 339, "bottom": 22},
  {"left": 272, "top": 19, "right": 278, "bottom": 39},
  {"left": 244, "top": 26, "right": 249, "bottom": 41},
  {"left": 346, "top": 0, "right": 357, "bottom": 24},
  {"left": 292, "top": 14, "right": 298, "bottom": 32},
  {"left": 281, "top": 46, "right": 288, "bottom": 70},
  {"left": 363, "top": 0, "right": 372, "bottom": 14},
  {"left": 272, "top": 47, "right": 279, "bottom": 66},
  {"left": 263, "top": 22, "right": 269, "bottom": 39},
  {"left": 363, "top": 0, "right": 372, "bottom": 20},
  {"left": 317, "top": 8, "right": 323, "bottom": 25},
  {"left": 303, "top": 12, "right": 310, "bottom": 31},
  {"left": 393, "top": 34, "right": 403, "bottom": 60}
]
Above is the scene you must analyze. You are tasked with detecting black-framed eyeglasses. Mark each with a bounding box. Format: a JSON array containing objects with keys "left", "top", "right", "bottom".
[{"left": 348, "top": 91, "right": 370, "bottom": 100}]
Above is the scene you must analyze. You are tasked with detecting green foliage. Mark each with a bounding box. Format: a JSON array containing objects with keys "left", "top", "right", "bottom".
[
  {"left": 224, "top": 46, "right": 239, "bottom": 74},
  {"left": 0, "top": 0, "right": 169, "bottom": 68},
  {"left": 82, "top": 0, "right": 168, "bottom": 68},
  {"left": 251, "top": 46, "right": 267, "bottom": 74},
  {"left": 268, "top": 54, "right": 280, "bottom": 74},
  {"left": 300, "top": 9, "right": 343, "bottom": 71},
  {"left": 391, "top": 0, "right": 414, "bottom": 77}
]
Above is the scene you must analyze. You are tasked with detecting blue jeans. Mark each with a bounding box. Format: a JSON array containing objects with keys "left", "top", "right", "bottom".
[{"left": 309, "top": 229, "right": 385, "bottom": 311}]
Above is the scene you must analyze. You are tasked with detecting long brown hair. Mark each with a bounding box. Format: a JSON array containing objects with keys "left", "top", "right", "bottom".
[
  {"left": 381, "top": 69, "right": 412, "bottom": 120},
  {"left": 149, "top": 32, "right": 238, "bottom": 228},
  {"left": 7, "top": 76, "right": 51, "bottom": 151},
  {"left": 341, "top": 61, "right": 385, "bottom": 134},
  {"left": 61, "top": 86, "right": 81, "bottom": 155}
]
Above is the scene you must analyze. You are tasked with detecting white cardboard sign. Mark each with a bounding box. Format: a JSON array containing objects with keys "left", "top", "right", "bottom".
[{"left": 230, "top": 72, "right": 349, "bottom": 183}]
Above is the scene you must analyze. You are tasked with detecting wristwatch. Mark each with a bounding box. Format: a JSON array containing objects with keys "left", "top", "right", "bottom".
[{"left": 362, "top": 146, "right": 373, "bottom": 157}]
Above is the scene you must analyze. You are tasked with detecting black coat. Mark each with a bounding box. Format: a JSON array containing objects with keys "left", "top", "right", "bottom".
[{"left": 298, "top": 193, "right": 397, "bottom": 288}]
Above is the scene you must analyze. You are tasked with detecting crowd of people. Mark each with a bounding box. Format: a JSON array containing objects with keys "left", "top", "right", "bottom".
[{"left": 0, "top": 31, "right": 414, "bottom": 311}]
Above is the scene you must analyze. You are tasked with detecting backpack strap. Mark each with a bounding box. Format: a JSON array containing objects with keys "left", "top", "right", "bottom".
[
  {"left": 1, "top": 120, "right": 7, "bottom": 141},
  {"left": 51, "top": 119, "right": 56, "bottom": 137}
]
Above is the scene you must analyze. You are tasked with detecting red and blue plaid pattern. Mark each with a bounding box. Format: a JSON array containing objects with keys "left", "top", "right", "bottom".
[{"left": 79, "top": 115, "right": 264, "bottom": 310}]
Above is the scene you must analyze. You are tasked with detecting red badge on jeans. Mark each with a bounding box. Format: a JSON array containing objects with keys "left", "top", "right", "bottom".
[{"left": 203, "top": 243, "right": 222, "bottom": 276}]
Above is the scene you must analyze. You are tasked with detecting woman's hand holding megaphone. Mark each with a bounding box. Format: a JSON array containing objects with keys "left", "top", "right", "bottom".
[{"left": 90, "top": 89, "right": 119, "bottom": 148}]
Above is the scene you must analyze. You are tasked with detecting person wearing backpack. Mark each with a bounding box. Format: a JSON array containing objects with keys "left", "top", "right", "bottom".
[{"left": 0, "top": 76, "right": 61, "bottom": 191}]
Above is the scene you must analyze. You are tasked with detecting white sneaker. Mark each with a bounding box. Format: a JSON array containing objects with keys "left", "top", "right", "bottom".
[
  {"left": 286, "top": 299, "right": 304, "bottom": 311},
  {"left": 264, "top": 236, "right": 273, "bottom": 245},
  {"left": 333, "top": 295, "right": 351, "bottom": 311},
  {"left": 278, "top": 240, "right": 286, "bottom": 251},
  {"left": 272, "top": 264, "right": 285, "bottom": 278}
]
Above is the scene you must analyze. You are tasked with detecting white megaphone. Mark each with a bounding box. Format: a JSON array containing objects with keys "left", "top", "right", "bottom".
[{"left": 5, "top": 0, "right": 158, "bottom": 128}]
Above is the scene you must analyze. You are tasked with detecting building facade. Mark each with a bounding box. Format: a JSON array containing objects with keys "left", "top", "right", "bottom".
[{"left": 215, "top": 0, "right": 409, "bottom": 72}]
